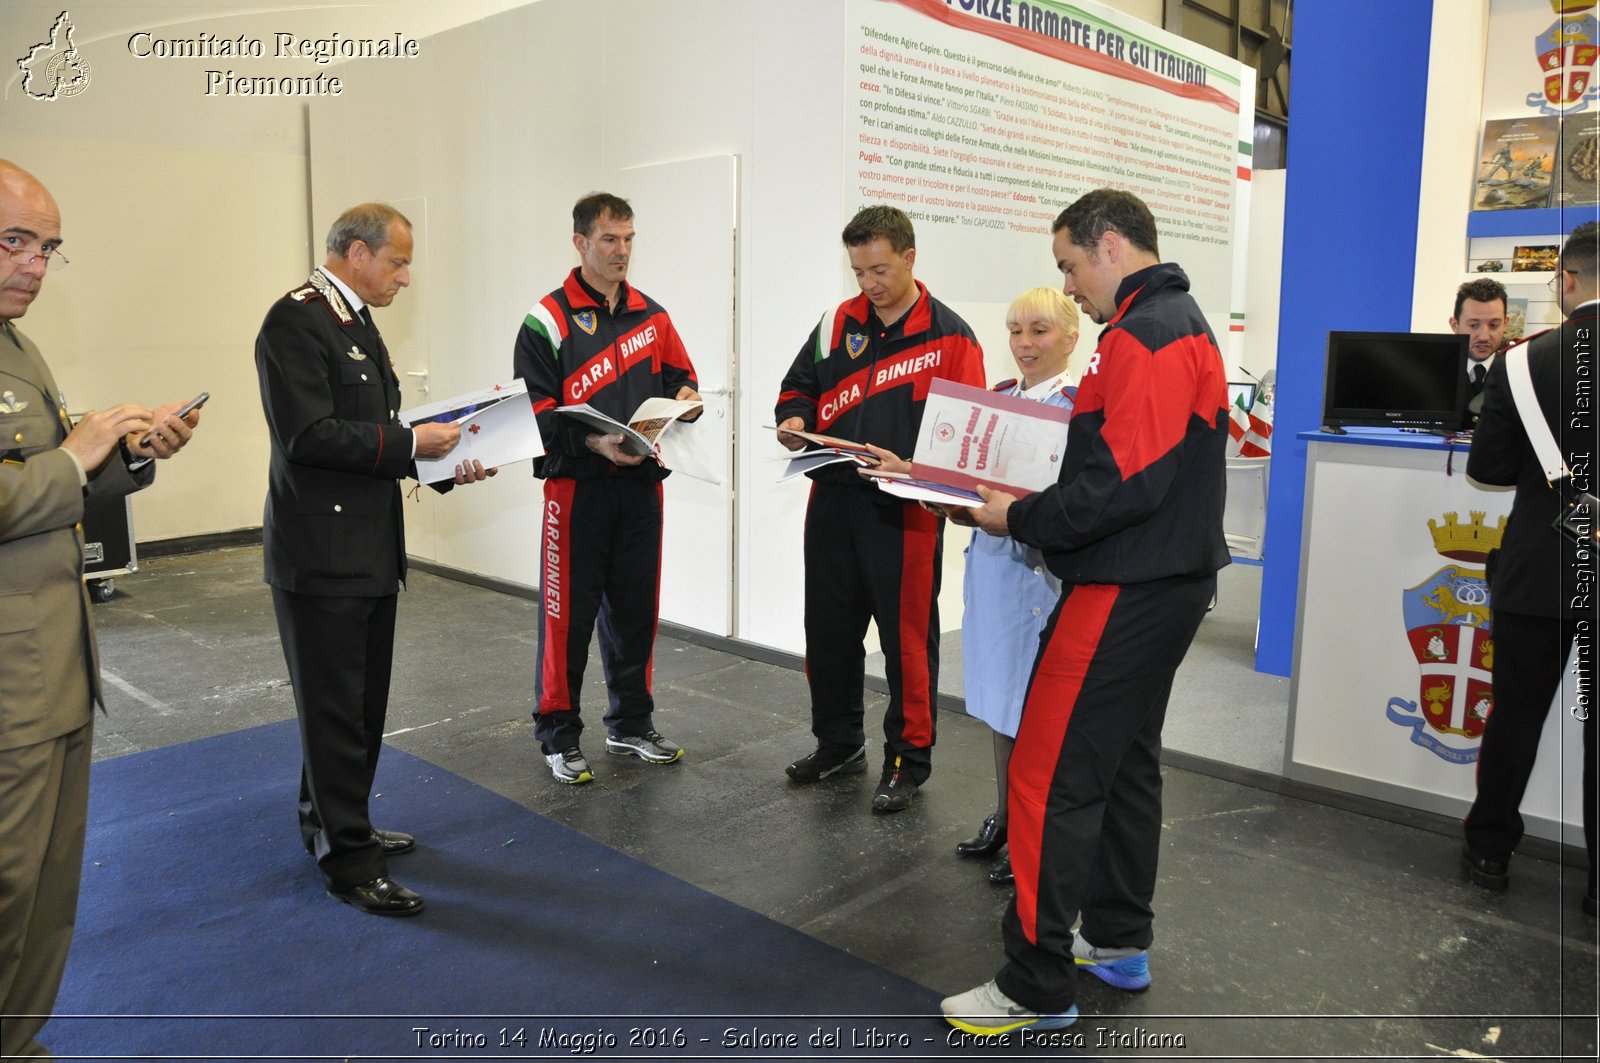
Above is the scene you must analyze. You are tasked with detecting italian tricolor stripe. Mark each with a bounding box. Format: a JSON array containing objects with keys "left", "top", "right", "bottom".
[{"left": 525, "top": 299, "right": 567, "bottom": 358}]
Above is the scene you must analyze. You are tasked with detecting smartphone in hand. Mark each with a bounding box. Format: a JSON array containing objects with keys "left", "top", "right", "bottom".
[{"left": 139, "top": 391, "right": 208, "bottom": 448}]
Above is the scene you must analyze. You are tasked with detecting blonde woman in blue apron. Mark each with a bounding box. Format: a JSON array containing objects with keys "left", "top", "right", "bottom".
[{"left": 865, "top": 287, "right": 1079, "bottom": 883}]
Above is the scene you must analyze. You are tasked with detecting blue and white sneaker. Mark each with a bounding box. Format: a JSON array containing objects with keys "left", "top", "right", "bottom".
[
  {"left": 940, "top": 980, "right": 1078, "bottom": 1036},
  {"left": 1072, "top": 938, "right": 1151, "bottom": 991}
]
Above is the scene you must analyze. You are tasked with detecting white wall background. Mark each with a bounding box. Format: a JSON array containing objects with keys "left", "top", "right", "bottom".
[
  {"left": 3, "top": 0, "right": 1208, "bottom": 658},
  {"left": 1241, "top": 168, "right": 1285, "bottom": 381},
  {"left": 302, "top": 0, "right": 1202, "bottom": 656},
  {"left": 0, "top": 0, "right": 537, "bottom": 541},
  {"left": 1412, "top": 0, "right": 1490, "bottom": 334}
]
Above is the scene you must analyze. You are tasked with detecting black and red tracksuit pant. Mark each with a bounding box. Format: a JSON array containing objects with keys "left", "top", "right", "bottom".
[
  {"left": 533, "top": 476, "right": 662, "bottom": 754},
  {"left": 996, "top": 572, "right": 1214, "bottom": 1012},
  {"left": 803, "top": 481, "right": 942, "bottom": 782}
]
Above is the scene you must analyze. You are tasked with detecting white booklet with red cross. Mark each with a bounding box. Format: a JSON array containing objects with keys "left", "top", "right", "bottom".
[
  {"left": 401, "top": 379, "right": 544, "bottom": 484},
  {"left": 863, "top": 378, "right": 1071, "bottom": 505}
]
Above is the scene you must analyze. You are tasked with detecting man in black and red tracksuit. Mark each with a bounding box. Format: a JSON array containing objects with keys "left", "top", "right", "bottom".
[
  {"left": 512, "top": 192, "right": 700, "bottom": 786},
  {"left": 775, "top": 205, "right": 985, "bottom": 813},
  {"left": 942, "top": 190, "right": 1229, "bottom": 1036}
]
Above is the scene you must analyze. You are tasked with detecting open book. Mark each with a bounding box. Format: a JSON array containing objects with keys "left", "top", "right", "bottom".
[
  {"left": 767, "top": 424, "right": 881, "bottom": 481},
  {"left": 558, "top": 397, "right": 704, "bottom": 458},
  {"left": 557, "top": 397, "right": 720, "bottom": 483},
  {"left": 859, "top": 470, "right": 985, "bottom": 507},
  {"left": 866, "top": 378, "right": 1072, "bottom": 505},
  {"left": 401, "top": 379, "right": 544, "bottom": 484}
]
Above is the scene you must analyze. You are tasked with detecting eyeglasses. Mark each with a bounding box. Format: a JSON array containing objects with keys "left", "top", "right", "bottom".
[
  {"left": 2, "top": 244, "right": 69, "bottom": 271},
  {"left": 1547, "top": 268, "right": 1572, "bottom": 293}
]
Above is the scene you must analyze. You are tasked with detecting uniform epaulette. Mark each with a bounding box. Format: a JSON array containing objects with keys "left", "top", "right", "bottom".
[
  {"left": 286, "top": 270, "right": 355, "bottom": 324},
  {"left": 991, "top": 378, "right": 1017, "bottom": 393},
  {"left": 1503, "top": 329, "right": 1546, "bottom": 352}
]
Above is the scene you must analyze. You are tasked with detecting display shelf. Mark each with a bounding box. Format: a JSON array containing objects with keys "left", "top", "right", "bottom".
[
  {"left": 1460, "top": 270, "right": 1555, "bottom": 284},
  {"left": 1466, "top": 207, "right": 1598, "bottom": 238}
]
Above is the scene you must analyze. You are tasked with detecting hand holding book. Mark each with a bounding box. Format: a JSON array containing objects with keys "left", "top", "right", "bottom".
[
  {"left": 557, "top": 396, "right": 704, "bottom": 459},
  {"left": 966, "top": 483, "right": 1018, "bottom": 536},
  {"left": 585, "top": 431, "right": 649, "bottom": 466},
  {"left": 859, "top": 442, "right": 910, "bottom": 475},
  {"left": 774, "top": 417, "right": 808, "bottom": 451}
]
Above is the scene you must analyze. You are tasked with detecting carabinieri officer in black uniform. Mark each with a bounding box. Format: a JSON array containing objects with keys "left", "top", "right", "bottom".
[{"left": 256, "top": 202, "right": 494, "bottom": 917}]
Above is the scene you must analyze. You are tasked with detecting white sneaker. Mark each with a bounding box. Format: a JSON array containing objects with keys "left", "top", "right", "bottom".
[
  {"left": 940, "top": 980, "right": 1078, "bottom": 1035},
  {"left": 546, "top": 747, "right": 594, "bottom": 784}
]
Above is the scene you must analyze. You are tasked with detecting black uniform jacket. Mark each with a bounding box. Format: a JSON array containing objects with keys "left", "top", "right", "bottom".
[
  {"left": 1007, "top": 263, "right": 1231, "bottom": 586},
  {"left": 255, "top": 270, "right": 416, "bottom": 598},
  {"left": 1468, "top": 303, "right": 1600, "bottom": 619}
]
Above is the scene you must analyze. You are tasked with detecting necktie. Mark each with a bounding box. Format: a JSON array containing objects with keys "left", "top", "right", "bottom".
[{"left": 1472, "top": 364, "right": 1485, "bottom": 387}]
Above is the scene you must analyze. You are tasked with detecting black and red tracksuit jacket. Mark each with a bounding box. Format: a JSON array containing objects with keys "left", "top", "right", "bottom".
[
  {"left": 512, "top": 268, "right": 698, "bottom": 481},
  {"left": 774, "top": 281, "right": 985, "bottom": 490},
  {"left": 1007, "top": 262, "right": 1230, "bottom": 584}
]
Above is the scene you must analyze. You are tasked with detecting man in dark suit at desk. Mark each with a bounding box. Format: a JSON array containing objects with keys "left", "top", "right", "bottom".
[
  {"left": 1449, "top": 277, "right": 1507, "bottom": 427},
  {"left": 1462, "top": 222, "right": 1597, "bottom": 915},
  {"left": 256, "top": 203, "right": 492, "bottom": 917}
]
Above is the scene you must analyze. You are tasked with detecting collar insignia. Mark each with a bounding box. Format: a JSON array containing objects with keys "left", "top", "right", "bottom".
[
  {"left": 573, "top": 310, "right": 598, "bottom": 336},
  {"left": 845, "top": 333, "right": 868, "bottom": 359}
]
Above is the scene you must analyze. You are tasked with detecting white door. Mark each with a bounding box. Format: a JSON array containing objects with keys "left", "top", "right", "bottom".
[{"left": 616, "top": 155, "right": 737, "bottom": 636}]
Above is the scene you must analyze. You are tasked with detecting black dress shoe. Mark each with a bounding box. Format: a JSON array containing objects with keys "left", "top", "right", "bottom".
[
  {"left": 327, "top": 876, "right": 426, "bottom": 916},
  {"left": 1461, "top": 844, "right": 1510, "bottom": 891},
  {"left": 956, "top": 814, "right": 1006, "bottom": 858},
  {"left": 988, "top": 847, "right": 1013, "bottom": 884},
  {"left": 372, "top": 828, "right": 415, "bottom": 855}
]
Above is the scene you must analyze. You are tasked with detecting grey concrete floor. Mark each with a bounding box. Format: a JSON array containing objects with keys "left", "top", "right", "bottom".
[{"left": 86, "top": 546, "right": 1598, "bottom": 1060}]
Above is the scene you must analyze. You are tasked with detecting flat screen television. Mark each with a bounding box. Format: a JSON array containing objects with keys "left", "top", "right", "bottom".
[{"left": 1322, "top": 331, "right": 1468, "bottom": 431}]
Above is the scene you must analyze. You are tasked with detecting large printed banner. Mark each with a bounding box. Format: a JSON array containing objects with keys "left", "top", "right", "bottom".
[{"left": 846, "top": 0, "right": 1254, "bottom": 347}]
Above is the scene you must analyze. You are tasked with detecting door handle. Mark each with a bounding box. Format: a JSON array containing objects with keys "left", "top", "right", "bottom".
[{"left": 405, "top": 369, "right": 429, "bottom": 397}]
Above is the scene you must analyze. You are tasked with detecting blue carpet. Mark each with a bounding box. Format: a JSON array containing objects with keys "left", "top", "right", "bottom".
[{"left": 42, "top": 721, "right": 1007, "bottom": 1060}]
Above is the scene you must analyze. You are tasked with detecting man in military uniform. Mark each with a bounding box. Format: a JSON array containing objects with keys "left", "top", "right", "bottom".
[
  {"left": 0, "top": 158, "right": 199, "bottom": 1060},
  {"left": 256, "top": 203, "right": 492, "bottom": 917}
]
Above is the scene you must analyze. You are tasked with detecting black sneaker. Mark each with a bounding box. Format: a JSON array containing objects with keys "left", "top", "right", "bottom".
[
  {"left": 872, "top": 759, "right": 919, "bottom": 813},
  {"left": 785, "top": 744, "right": 866, "bottom": 783}
]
